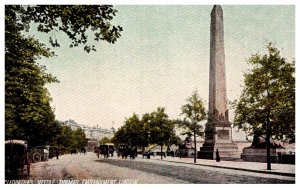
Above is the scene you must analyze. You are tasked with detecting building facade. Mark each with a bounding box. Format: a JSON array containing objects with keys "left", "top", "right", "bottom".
[{"left": 62, "top": 119, "right": 115, "bottom": 140}]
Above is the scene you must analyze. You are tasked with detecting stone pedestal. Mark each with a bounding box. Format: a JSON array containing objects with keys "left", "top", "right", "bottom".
[
  {"left": 199, "top": 121, "right": 239, "bottom": 160},
  {"left": 187, "top": 148, "right": 195, "bottom": 158},
  {"left": 199, "top": 143, "right": 240, "bottom": 160},
  {"left": 241, "top": 148, "right": 284, "bottom": 163}
]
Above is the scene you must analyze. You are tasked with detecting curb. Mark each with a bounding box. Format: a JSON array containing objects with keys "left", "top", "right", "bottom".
[{"left": 147, "top": 158, "right": 295, "bottom": 177}]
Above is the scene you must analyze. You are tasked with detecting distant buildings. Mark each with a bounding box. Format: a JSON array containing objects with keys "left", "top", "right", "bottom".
[{"left": 62, "top": 119, "right": 115, "bottom": 140}]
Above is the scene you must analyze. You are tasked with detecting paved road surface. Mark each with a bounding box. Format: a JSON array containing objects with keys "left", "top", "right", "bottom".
[{"left": 21, "top": 152, "right": 294, "bottom": 184}]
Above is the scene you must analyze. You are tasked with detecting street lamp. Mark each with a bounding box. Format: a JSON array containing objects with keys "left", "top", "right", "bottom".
[{"left": 160, "top": 124, "right": 163, "bottom": 160}]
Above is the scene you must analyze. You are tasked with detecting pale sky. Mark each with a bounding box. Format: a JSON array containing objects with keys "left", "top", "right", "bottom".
[{"left": 25, "top": 5, "right": 294, "bottom": 140}]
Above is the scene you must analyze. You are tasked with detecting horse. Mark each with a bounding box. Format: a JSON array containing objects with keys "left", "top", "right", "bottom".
[
  {"left": 80, "top": 147, "right": 86, "bottom": 155},
  {"left": 95, "top": 146, "right": 109, "bottom": 159},
  {"left": 71, "top": 148, "right": 77, "bottom": 155},
  {"left": 121, "top": 147, "right": 129, "bottom": 159},
  {"left": 100, "top": 146, "right": 109, "bottom": 158},
  {"left": 94, "top": 147, "right": 100, "bottom": 158}
]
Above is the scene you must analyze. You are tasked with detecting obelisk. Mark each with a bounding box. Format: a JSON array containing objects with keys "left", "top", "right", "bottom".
[
  {"left": 209, "top": 5, "right": 227, "bottom": 119},
  {"left": 199, "top": 5, "right": 239, "bottom": 160}
]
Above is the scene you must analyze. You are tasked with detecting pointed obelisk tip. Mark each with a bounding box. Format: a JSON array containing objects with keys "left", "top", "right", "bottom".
[
  {"left": 211, "top": 5, "right": 223, "bottom": 16},
  {"left": 213, "top": 5, "right": 222, "bottom": 10}
]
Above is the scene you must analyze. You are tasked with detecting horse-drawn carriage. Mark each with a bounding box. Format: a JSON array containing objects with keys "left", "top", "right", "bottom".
[
  {"left": 5, "top": 140, "right": 30, "bottom": 177},
  {"left": 116, "top": 143, "right": 129, "bottom": 159},
  {"left": 94, "top": 143, "right": 115, "bottom": 158},
  {"left": 29, "top": 146, "right": 49, "bottom": 163}
]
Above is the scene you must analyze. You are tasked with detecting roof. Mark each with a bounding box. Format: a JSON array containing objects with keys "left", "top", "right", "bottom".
[
  {"left": 5, "top": 140, "right": 27, "bottom": 145},
  {"left": 146, "top": 144, "right": 169, "bottom": 152},
  {"left": 104, "top": 143, "right": 114, "bottom": 145}
]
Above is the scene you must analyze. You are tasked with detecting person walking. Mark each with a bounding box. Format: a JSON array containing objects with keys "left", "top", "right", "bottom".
[
  {"left": 216, "top": 149, "right": 220, "bottom": 162},
  {"left": 110, "top": 146, "right": 114, "bottom": 157},
  {"left": 55, "top": 149, "right": 60, "bottom": 160},
  {"left": 179, "top": 149, "right": 182, "bottom": 159}
]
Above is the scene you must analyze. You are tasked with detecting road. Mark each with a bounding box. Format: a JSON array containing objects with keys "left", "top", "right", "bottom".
[{"left": 19, "top": 152, "right": 294, "bottom": 184}]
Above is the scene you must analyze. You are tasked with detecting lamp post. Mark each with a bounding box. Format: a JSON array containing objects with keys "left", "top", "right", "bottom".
[{"left": 160, "top": 124, "right": 163, "bottom": 160}]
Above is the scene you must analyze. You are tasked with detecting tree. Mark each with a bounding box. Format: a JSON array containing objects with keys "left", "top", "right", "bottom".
[
  {"left": 178, "top": 90, "right": 207, "bottom": 163},
  {"left": 5, "top": 5, "right": 122, "bottom": 146},
  {"left": 9, "top": 5, "right": 123, "bottom": 53},
  {"left": 5, "top": 6, "right": 58, "bottom": 145},
  {"left": 233, "top": 43, "right": 295, "bottom": 170},
  {"left": 53, "top": 125, "right": 73, "bottom": 150},
  {"left": 52, "top": 125, "right": 87, "bottom": 151},
  {"left": 112, "top": 113, "right": 150, "bottom": 149},
  {"left": 112, "top": 113, "right": 150, "bottom": 150},
  {"left": 72, "top": 128, "right": 88, "bottom": 149},
  {"left": 149, "top": 107, "right": 176, "bottom": 160},
  {"left": 139, "top": 113, "right": 152, "bottom": 151},
  {"left": 100, "top": 137, "right": 112, "bottom": 144},
  {"left": 112, "top": 109, "right": 178, "bottom": 158},
  {"left": 112, "top": 126, "right": 127, "bottom": 145},
  {"left": 124, "top": 113, "right": 142, "bottom": 147}
]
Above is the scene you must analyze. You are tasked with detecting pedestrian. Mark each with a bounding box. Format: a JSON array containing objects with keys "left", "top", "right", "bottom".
[
  {"left": 55, "top": 149, "right": 60, "bottom": 160},
  {"left": 105, "top": 146, "right": 109, "bottom": 158},
  {"left": 216, "top": 149, "right": 220, "bottom": 162},
  {"left": 129, "top": 148, "right": 133, "bottom": 159},
  {"left": 133, "top": 146, "right": 137, "bottom": 158},
  {"left": 179, "top": 149, "right": 182, "bottom": 159},
  {"left": 130, "top": 147, "right": 133, "bottom": 159},
  {"left": 121, "top": 147, "right": 125, "bottom": 159},
  {"left": 106, "top": 146, "right": 110, "bottom": 158},
  {"left": 125, "top": 147, "right": 129, "bottom": 159},
  {"left": 130, "top": 147, "right": 135, "bottom": 159},
  {"left": 110, "top": 146, "right": 114, "bottom": 157}
]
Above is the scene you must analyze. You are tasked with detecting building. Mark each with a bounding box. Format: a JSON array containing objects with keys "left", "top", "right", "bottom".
[{"left": 62, "top": 119, "right": 115, "bottom": 141}]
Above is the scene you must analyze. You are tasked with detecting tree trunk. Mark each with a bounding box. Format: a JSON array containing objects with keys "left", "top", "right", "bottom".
[
  {"left": 194, "top": 129, "right": 197, "bottom": 163},
  {"left": 266, "top": 125, "right": 271, "bottom": 170},
  {"left": 266, "top": 74, "right": 271, "bottom": 170},
  {"left": 266, "top": 97, "right": 272, "bottom": 170},
  {"left": 161, "top": 144, "right": 163, "bottom": 160}
]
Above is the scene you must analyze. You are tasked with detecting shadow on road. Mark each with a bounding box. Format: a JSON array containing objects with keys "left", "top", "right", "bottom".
[{"left": 95, "top": 159, "right": 294, "bottom": 184}]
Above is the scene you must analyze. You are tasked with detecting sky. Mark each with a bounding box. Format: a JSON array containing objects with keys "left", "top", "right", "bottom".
[
  {"left": 0, "top": 2, "right": 298, "bottom": 189},
  {"left": 23, "top": 5, "right": 295, "bottom": 140}
]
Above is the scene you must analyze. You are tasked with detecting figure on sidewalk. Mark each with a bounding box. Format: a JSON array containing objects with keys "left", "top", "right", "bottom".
[
  {"left": 179, "top": 149, "right": 182, "bottom": 159},
  {"left": 55, "top": 149, "right": 60, "bottom": 160},
  {"left": 216, "top": 149, "right": 220, "bottom": 162},
  {"left": 130, "top": 147, "right": 135, "bottom": 159}
]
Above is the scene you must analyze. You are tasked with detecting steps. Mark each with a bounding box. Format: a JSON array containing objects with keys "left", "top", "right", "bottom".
[{"left": 198, "top": 142, "right": 240, "bottom": 159}]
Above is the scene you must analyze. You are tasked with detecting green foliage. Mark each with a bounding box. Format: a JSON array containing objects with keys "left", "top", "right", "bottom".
[
  {"left": 53, "top": 125, "right": 73, "bottom": 149},
  {"left": 177, "top": 90, "right": 207, "bottom": 163},
  {"left": 233, "top": 43, "right": 295, "bottom": 142},
  {"left": 178, "top": 90, "right": 207, "bottom": 137},
  {"left": 112, "top": 108, "right": 179, "bottom": 149},
  {"left": 112, "top": 113, "right": 149, "bottom": 148},
  {"left": 72, "top": 128, "right": 88, "bottom": 148},
  {"left": 5, "top": 6, "right": 59, "bottom": 146},
  {"left": 5, "top": 5, "right": 122, "bottom": 146},
  {"left": 52, "top": 124, "right": 87, "bottom": 150},
  {"left": 148, "top": 107, "right": 177, "bottom": 147},
  {"left": 23, "top": 5, "right": 123, "bottom": 52},
  {"left": 100, "top": 137, "right": 112, "bottom": 144}
]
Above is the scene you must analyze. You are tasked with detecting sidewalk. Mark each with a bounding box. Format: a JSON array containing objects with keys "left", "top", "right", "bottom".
[{"left": 138, "top": 155, "right": 295, "bottom": 177}]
